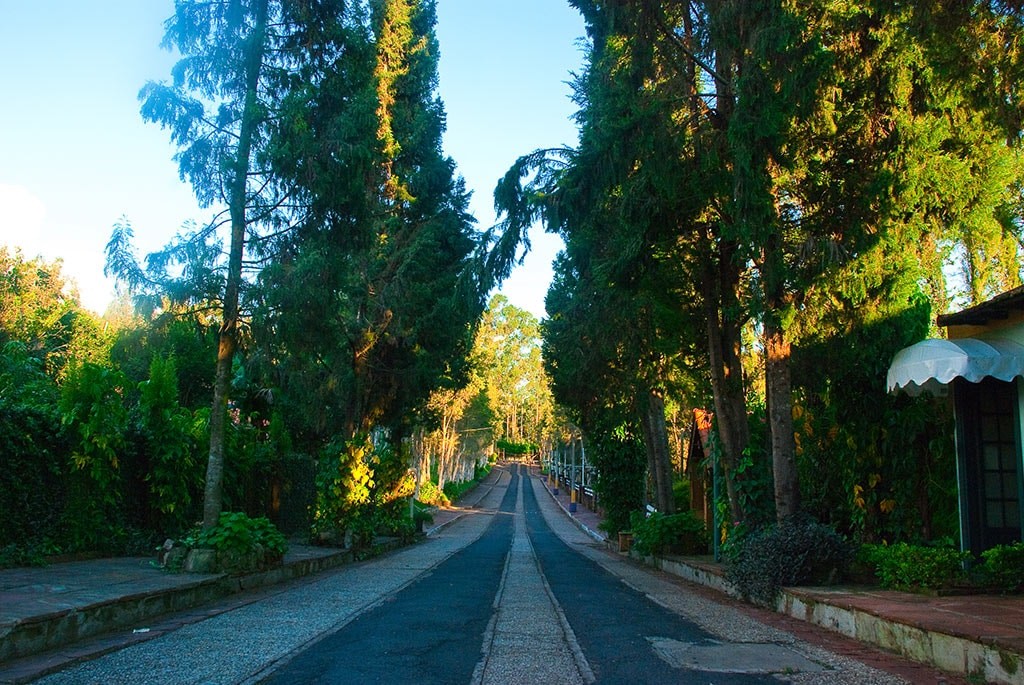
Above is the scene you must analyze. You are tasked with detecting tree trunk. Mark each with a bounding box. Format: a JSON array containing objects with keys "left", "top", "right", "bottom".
[
  {"left": 202, "top": 0, "right": 269, "bottom": 531},
  {"left": 640, "top": 388, "right": 675, "bottom": 514},
  {"left": 701, "top": 246, "right": 749, "bottom": 525},
  {"left": 764, "top": 313, "right": 800, "bottom": 521}
]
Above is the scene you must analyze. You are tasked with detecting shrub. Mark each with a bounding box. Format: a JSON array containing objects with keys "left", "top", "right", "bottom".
[
  {"left": 137, "top": 354, "right": 202, "bottom": 535},
  {"left": 861, "top": 542, "right": 969, "bottom": 591},
  {"left": 443, "top": 478, "right": 478, "bottom": 503},
  {"left": 0, "top": 398, "right": 67, "bottom": 548},
  {"left": 495, "top": 439, "right": 538, "bottom": 455},
  {"left": 0, "top": 540, "right": 61, "bottom": 569},
  {"left": 726, "top": 516, "right": 853, "bottom": 604},
  {"left": 980, "top": 542, "right": 1024, "bottom": 592},
  {"left": 312, "top": 436, "right": 375, "bottom": 540},
  {"left": 417, "top": 479, "right": 449, "bottom": 507},
  {"left": 194, "top": 511, "right": 288, "bottom": 573},
  {"left": 630, "top": 511, "right": 708, "bottom": 556},
  {"left": 59, "top": 362, "right": 131, "bottom": 551}
]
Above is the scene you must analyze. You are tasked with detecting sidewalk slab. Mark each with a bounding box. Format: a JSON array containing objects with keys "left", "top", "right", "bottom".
[
  {"left": 530, "top": 470, "right": 1024, "bottom": 684},
  {"left": 0, "top": 545, "right": 351, "bottom": 668},
  {"left": 0, "top": 468, "right": 507, "bottom": 682}
]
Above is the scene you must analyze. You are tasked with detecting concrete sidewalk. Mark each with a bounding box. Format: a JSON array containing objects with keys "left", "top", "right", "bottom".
[
  {"left": 2, "top": 464, "right": 1023, "bottom": 684},
  {"left": 533, "top": 470, "right": 1024, "bottom": 684},
  {"left": 0, "top": 468, "right": 504, "bottom": 684}
]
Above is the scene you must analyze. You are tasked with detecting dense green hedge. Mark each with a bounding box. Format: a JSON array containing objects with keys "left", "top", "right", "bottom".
[
  {"left": 0, "top": 399, "right": 68, "bottom": 548},
  {"left": 726, "top": 517, "right": 854, "bottom": 604}
]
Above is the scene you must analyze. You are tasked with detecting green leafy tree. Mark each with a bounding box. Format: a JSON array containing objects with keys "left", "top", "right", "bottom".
[
  {"left": 473, "top": 296, "right": 555, "bottom": 447},
  {"left": 254, "top": 0, "right": 480, "bottom": 450},
  {"left": 116, "top": 0, "right": 357, "bottom": 530},
  {"left": 137, "top": 354, "right": 202, "bottom": 535},
  {"left": 0, "top": 247, "right": 109, "bottom": 379}
]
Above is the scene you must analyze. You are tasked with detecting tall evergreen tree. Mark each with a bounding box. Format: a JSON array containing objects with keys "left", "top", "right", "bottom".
[
  {"left": 116, "top": 0, "right": 352, "bottom": 530},
  {"left": 253, "top": 0, "right": 480, "bottom": 449}
]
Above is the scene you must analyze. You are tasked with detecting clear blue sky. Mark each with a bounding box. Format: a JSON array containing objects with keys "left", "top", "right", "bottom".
[{"left": 0, "top": 1, "right": 585, "bottom": 318}]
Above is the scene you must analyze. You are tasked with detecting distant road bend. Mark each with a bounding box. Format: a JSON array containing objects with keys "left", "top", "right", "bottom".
[{"left": 37, "top": 464, "right": 919, "bottom": 685}]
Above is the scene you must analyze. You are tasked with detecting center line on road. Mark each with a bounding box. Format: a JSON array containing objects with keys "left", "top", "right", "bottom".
[{"left": 473, "top": 465, "right": 594, "bottom": 685}]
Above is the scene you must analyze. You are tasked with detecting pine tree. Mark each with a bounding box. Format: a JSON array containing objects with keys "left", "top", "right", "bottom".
[{"left": 126, "top": 0, "right": 352, "bottom": 529}]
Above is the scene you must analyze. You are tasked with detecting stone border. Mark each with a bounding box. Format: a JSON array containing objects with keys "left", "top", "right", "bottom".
[
  {"left": 1, "top": 548, "right": 355, "bottom": 665},
  {"left": 630, "top": 553, "right": 1024, "bottom": 685}
]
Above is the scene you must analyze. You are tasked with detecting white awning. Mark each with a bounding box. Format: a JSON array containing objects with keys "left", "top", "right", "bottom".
[{"left": 886, "top": 338, "right": 1024, "bottom": 396}]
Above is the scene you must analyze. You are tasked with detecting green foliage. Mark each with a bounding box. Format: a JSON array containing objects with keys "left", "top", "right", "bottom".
[
  {"left": 589, "top": 420, "right": 647, "bottom": 536},
  {"left": 731, "top": 404, "right": 777, "bottom": 528},
  {"left": 860, "top": 542, "right": 969, "bottom": 591},
  {"left": 312, "top": 436, "right": 376, "bottom": 542},
  {"left": 412, "top": 502, "right": 434, "bottom": 525},
  {"left": 672, "top": 478, "right": 690, "bottom": 512},
  {"left": 980, "top": 543, "right": 1024, "bottom": 592},
  {"left": 417, "top": 479, "right": 449, "bottom": 507},
  {"left": 0, "top": 540, "right": 61, "bottom": 569},
  {"left": 138, "top": 354, "right": 201, "bottom": 535},
  {"left": 629, "top": 510, "right": 708, "bottom": 557},
  {"left": 793, "top": 260, "right": 959, "bottom": 544},
  {"left": 442, "top": 478, "right": 477, "bottom": 503},
  {"left": 193, "top": 511, "right": 287, "bottom": 573},
  {"left": 726, "top": 517, "right": 854, "bottom": 604},
  {"left": 59, "top": 362, "right": 131, "bottom": 550},
  {"left": 0, "top": 342, "right": 68, "bottom": 548},
  {"left": 0, "top": 247, "right": 103, "bottom": 379},
  {"left": 196, "top": 512, "right": 287, "bottom": 557},
  {"left": 495, "top": 438, "right": 538, "bottom": 455},
  {"left": 0, "top": 397, "right": 67, "bottom": 547},
  {"left": 475, "top": 298, "right": 557, "bottom": 447}
]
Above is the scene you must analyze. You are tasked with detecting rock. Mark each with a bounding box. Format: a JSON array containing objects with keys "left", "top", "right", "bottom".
[{"left": 184, "top": 548, "right": 218, "bottom": 574}]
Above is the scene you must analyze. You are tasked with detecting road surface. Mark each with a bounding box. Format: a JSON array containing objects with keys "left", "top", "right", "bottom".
[{"left": 36, "top": 464, "right": 915, "bottom": 684}]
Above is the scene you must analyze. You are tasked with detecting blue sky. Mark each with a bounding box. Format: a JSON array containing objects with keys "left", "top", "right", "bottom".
[{"left": 0, "top": 1, "right": 585, "bottom": 318}]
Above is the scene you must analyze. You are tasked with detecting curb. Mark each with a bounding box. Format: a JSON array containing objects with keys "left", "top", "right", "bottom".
[
  {"left": 0, "top": 466, "right": 502, "bottom": 684},
  {"left": 0, "top": 546, "right": 356, "bottom": 682},
  {"left": 778, "top": 588, "right": 1024, "bottom": 685},
  {"left": 536, "top": 473, "right": 607, "bottom": 544},
  {"left": 633, "top": 553, "right": 1024, "bottom": 685}
]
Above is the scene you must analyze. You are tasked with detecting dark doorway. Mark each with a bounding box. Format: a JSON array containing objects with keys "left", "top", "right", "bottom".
[{"left": 954, "top": 377, "right": 1024, "bottom": 556}]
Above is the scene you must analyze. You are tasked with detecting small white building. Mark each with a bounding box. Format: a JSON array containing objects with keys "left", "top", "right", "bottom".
[{"left": 887, "top": 286, "right": 1024, "bottom": 555}]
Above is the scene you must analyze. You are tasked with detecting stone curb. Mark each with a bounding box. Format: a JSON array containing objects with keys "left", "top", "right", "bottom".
[
  {"left": 778, "top": 588, "right": 1024, "bottom": 685},
  {"left": 634, "top": 553, "right": 1024, "bottom": 685},
  {"left": 1, "top": 473, "right": 508, "bottom": 674},
  {"left": 0, "top": 546, "right": 356, "bottom": 670},
  {"left": 536, "top": 474, "right": 607, "bottom": 544}
]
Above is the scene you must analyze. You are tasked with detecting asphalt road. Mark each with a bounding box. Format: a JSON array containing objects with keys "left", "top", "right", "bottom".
[{"left": 35, "top": 464, "right": 910, "bottom": 685}]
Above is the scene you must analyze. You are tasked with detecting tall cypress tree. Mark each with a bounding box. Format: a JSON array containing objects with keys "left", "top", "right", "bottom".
[
  {"left": 253, "top": 0, "right": 479, "bottom": 448},
  {"left": 116, "top": 0, "right": 354, "bottom": 529}
]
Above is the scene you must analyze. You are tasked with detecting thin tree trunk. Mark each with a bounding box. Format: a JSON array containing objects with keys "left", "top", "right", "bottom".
[
  {"left": 701, "top": 246, "right": 749, "bottom": 525},
  {"left": 645, "top": 388, "right": 676, "bottom": 514},
  {"left": 202, "top": 0, "right": 269, "bottom": 531},
  {"left": 764, "top": 308, "right": 800, "bottom": 522}
]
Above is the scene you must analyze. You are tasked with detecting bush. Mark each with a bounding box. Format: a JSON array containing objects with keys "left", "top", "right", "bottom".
[
  {"left": 443, "top": 478, "right": 477, "bottom": 503},
  {"left": 0, "top": 540, "right": 61, "bottom": 569},
  {"left": 726, "top": 517, "right": 853, "bottom": 604},
  {"left": 980, "top": 542, "right": 1024, "bottom": 592},
  {"left": 495, "top": 439, "right": 538, "bottom": 455},
  {"left": 0, "top": 398, "right": 67, "bottom": 548},
  {"left": 417, "top": 479, "right": 449, "bottom": 507},
  {"left": 861, "top": 542, "right": 969, "bottom": 591},
  {"left": 311, "top": 436, "right": 375, "bottom": 540},
  {"left": 630, "top": 510, "right": 708, "bottom": 556},
  {"left": 194, "top": 511, "right": 288, "bottom": 573}
]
